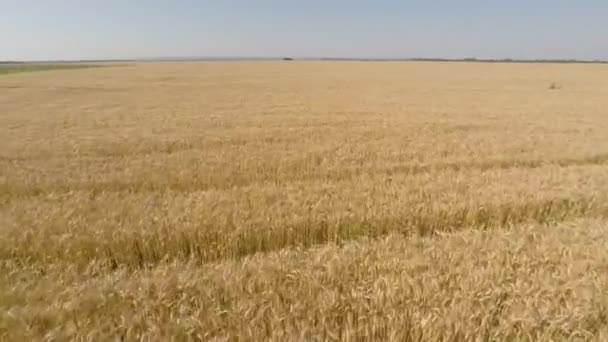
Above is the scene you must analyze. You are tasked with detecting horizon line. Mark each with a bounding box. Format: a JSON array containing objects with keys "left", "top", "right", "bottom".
[{"left": 2, "top": 56, "right": 608, "bottom": 64}]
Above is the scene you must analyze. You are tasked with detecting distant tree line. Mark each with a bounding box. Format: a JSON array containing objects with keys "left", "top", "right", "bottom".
[
  {"left": 2, "top": 57, "right": 606, "bottom": 64},
  {"left": 318, "top": 57, "right": 608, "bottom": 64},
  {"left": 409, "top": 57, "right": 608, "bottom": 64}
]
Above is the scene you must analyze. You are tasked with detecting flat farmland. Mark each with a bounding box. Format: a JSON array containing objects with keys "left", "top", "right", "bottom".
[{"left": 2, "top": 61, "right": 608, "bottom": 340}]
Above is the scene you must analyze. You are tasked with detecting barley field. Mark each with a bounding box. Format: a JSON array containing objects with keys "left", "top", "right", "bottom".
[{"left": 2, "top": 61, "right": 608, "bottom": 340}]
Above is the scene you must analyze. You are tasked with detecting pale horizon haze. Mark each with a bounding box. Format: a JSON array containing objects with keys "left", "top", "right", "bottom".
[{"left": 1, "top": 0, "right": 607, "bottom": 61}]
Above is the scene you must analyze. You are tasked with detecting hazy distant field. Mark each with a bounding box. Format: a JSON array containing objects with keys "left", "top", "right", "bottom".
[{"left": 2, "top": 61, "right": 608, "bottom": 340}]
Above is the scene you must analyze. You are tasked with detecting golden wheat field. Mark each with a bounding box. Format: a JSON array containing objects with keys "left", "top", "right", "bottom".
[{"left": 2, "top": 61, "right": 608, "bottom": 340}]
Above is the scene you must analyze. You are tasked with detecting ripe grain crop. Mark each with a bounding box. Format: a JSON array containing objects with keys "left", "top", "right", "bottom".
[{"left": 2, "top": 61, "right": 608, "bottom": 340}]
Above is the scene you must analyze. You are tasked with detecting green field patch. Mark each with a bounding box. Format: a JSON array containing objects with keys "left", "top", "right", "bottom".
[{"left": 0, "top": 63, "right": 118, "bottom": 75}]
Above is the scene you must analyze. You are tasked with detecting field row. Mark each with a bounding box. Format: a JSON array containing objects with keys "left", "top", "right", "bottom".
[
  {"left": 3, "top": 164, "right": 608, "bottom": 268},
  {"left": 3, "top": 152, "right": 608, "bottom": 198},
  {"left": 3, "top": 219, "right": 608, "bottom": 340}
]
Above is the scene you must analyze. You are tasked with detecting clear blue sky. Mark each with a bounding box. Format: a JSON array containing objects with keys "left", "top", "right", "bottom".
[{"left": 1, "top": 0, "right": 607, "bottom": 61}]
